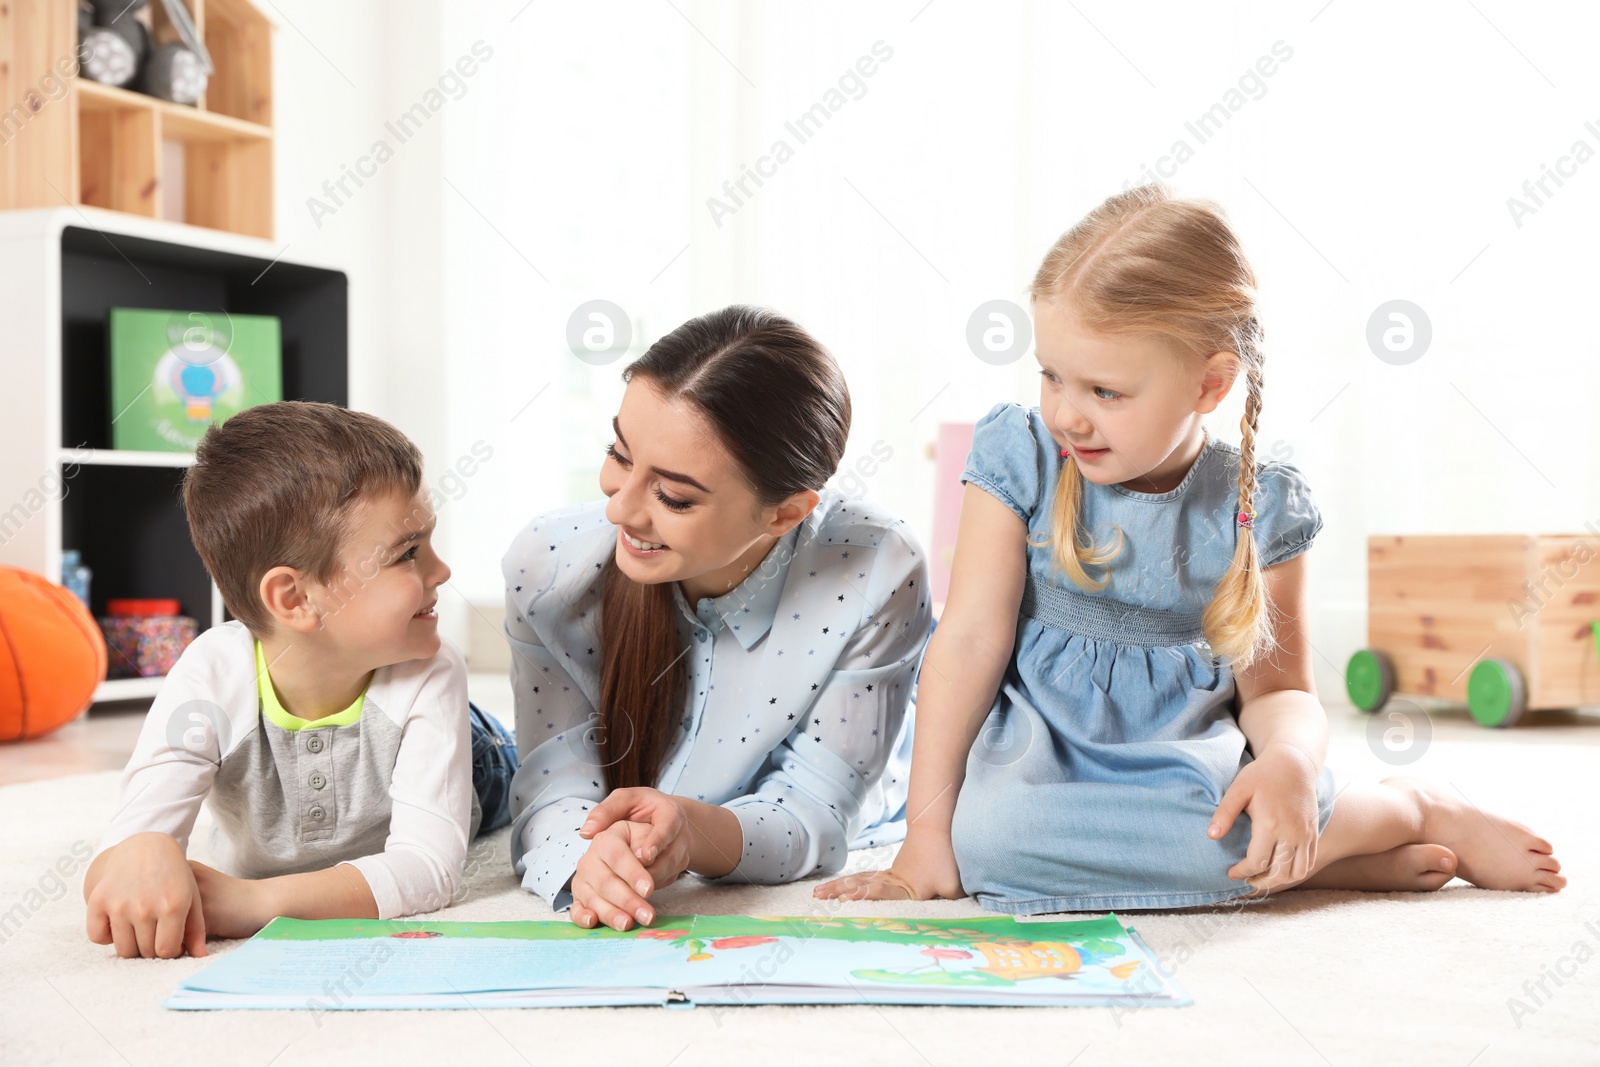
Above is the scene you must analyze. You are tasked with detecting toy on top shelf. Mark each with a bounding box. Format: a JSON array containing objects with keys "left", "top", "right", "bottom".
[
  {"left": 78, "top": 0, "right": 213, "bottom": 104},
  {"left": 1, "top": 0, "right": 275, "bottom": 238},
  {"left": 1347, "top": 533, "right": 1600, "bottom": 728}
]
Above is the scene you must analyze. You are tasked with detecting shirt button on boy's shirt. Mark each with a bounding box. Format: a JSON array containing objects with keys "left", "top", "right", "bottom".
[
  {"left": 307, "top": 736, "right": 324, "bottom": 754},
  {"left": 309, "top": 772, "right": 326, "bottom": 789},
  {"left": 309, "top": 806, "right": 326, "bottom": 821}
]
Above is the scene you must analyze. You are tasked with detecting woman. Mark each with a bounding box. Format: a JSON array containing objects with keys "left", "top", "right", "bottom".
[{"left": 503, "top": 305, "right": 932, "bottom": 930}]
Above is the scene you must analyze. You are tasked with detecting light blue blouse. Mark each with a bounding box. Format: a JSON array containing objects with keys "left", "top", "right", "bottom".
[{"left": 502, "top": 489, "right": 932, "bottom": 910}]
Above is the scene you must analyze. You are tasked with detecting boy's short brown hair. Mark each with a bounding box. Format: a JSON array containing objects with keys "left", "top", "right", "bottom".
[{"left": 182, "top": 402, "right": 424, "bottom": 635}]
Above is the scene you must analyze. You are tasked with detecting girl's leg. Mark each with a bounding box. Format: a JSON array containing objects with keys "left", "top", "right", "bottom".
[
  {"left": 1299, "top": 844, "right": 1457, "bottom": 892},
  {"left": 1283, "top": 778, "right": 1564, "bottom": 894}
]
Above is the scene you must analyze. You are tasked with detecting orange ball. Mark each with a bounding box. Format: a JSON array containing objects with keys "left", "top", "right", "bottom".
[{"left": 0, "top": 566, "right": 108, "bottom": 741}]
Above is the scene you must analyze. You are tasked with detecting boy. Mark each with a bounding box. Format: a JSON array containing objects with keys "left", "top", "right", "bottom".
[{"left": 83, "top": 402, "right": 516, "bottom": 959}]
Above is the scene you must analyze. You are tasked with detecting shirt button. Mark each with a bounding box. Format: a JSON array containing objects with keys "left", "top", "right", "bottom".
[
  {"left": 309, "top": 772, "right": 326, "bottom": 789},
  {"left": 309, "top": 805, "right": 326, "bottom": 821},
  {"left": 696, "top": 630, "right": 708, "bottom": 643},
  {"left": 306, "top": 736, "right": 324, "bottom": 754}
]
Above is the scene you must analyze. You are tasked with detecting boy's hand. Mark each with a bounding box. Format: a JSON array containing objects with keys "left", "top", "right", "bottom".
[
  {"left": 812, "top": 829, "right": 965, "bottom": 902},
  {"left": 84, "top": 832, "right": 208, "bottom": 959},
  {"left": 568, "top": 820, "right": 670, "bottom": 932},
  {"left": 188, "top": 861, "right": 276, "bottom": 941},
  {"left": 1209, "top": 743, "right": 1321, "bottom": 891}
]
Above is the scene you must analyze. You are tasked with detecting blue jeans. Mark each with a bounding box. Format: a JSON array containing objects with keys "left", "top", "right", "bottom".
[{"left": 469, "top": 703, "right": 517, "bottom": 835}]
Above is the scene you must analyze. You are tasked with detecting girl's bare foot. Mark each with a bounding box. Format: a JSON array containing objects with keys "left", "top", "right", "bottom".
[
  {"left": 1393, "top": 778, "right": 1565, "bottom": 893},
  {"left": 1297, "top": 843, "right": 1457, "bottom": 892}
]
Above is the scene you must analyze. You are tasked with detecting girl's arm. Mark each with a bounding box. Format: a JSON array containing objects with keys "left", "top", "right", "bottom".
[
  {"left": 1231, "top": 552, "right": 1328, "bottom": 766},
  {"left": 815, "top": 484, "right": 1028, "bottom": 900},
  {"left": 1209, "top": 551, "right": 1329, "bottom": 889}
]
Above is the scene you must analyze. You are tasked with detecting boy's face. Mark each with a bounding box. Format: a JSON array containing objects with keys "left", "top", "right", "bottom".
[{"left": 306, "top": 488, "right": 451, "bottom": 668}]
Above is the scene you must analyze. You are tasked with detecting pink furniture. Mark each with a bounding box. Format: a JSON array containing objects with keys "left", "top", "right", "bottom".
[{"left": 930, "top": 422, "right": 976, "bottom": 612}]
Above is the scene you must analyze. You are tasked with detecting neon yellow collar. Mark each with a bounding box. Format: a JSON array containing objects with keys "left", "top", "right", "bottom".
[{"left": 255, "top": 641, "right": 367, "bottom": 730}]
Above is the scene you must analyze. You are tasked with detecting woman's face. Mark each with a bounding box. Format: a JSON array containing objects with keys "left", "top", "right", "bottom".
[{"left": 600, "top": 377, "right": 812, "bottom": 601}]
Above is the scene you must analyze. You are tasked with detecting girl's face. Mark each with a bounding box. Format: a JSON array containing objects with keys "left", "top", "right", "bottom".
[
  {"left": 600, "top": 378, "right": 813, "bottom": 603},
  {"left": 1033, "top": 297, "right": 1236, "bottom": 494}
]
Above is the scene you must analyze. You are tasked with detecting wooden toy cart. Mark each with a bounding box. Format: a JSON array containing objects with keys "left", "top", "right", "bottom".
[{"left": 1346, "top": 535, "right": 1600, "bottom": 727}]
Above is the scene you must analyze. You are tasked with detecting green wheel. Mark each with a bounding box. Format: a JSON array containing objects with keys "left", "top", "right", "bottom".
[
  {"left": 1467, "top": 658, "right": 1526, "bottom": 728},
  {"left": 1346, "top": 648, "right": 1395, "bottom": 712}
]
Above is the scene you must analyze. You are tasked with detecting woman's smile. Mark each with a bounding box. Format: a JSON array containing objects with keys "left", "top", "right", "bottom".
[{"left": 620, "top": 528, "right": 670, "bottom": 557}]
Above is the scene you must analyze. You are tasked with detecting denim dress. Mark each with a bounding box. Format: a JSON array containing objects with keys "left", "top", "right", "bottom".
[{"left": 949, "top": 402, "right": 1337, "bottom": 914}]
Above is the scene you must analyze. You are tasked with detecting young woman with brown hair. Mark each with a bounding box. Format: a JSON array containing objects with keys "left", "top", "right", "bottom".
[{"left": 503, "top": 305, "right": 931, "bottom": 930}]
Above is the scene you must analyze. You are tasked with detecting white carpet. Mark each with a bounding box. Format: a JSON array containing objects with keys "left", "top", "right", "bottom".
[{"left": 3, "top": 711, "right": 1598, "bottom": 1066}]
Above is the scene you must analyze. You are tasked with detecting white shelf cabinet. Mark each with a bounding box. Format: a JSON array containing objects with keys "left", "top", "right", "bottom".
[{"left": 0, "top": 207, "right": 348, "bottom": 706}]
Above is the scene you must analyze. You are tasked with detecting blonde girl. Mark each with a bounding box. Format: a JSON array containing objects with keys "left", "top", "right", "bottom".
[{"left": 819, "top": 185, "right": 1563, "bottom": 911}]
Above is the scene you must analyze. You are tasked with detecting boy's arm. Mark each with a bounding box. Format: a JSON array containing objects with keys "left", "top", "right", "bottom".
[
  {"left": 85, "top": 641, "right": 240, "bottom": 957},
  {"left": 336, "top": 645, "right": 476, "bottom": 920},
  {"left": 184, "top": 859, "right": 378, "bottom": 940}
]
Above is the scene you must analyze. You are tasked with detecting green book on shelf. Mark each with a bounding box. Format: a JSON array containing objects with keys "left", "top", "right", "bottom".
[{"left": 109, "top": 308, "right": 283, "bottom": 452}]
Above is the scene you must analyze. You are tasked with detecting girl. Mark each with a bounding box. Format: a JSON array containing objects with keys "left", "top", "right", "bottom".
[
  {"left": 504, "top": 305, "right": 932, "bottom": 930},
  {"left": 818, "top": 185, "right": 1563, "bottom": 912}
]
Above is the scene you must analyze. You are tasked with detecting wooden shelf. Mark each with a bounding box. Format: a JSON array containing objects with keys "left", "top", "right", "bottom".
[
  {"left": 0, "top": 0, "right": 275, "bottom": 238},
  {"left": 77, "top": 80, "right": 272, "bottom": 143}
]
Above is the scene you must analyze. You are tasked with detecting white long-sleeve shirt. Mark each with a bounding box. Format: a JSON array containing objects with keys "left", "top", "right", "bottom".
[
  {"left": 503, "top": 490, "right": 932, "bottom": 910},
  {"left": 93, "top": 621, "right": 476, "bottom": 920}
]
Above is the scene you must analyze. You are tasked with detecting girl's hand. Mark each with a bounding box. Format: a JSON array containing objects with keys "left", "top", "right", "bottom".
[
  {"left": 812, "top": 830, "right": 965, "bottom": 902},
  {"left": 188, "top": 861, "right": 274, "bottom": 941},
  {"left": 1209, "top": 743, "right": 1321, "bottom": 891},
  {"left": 569, "top": 820, "right": 671, "bottom": 931}
]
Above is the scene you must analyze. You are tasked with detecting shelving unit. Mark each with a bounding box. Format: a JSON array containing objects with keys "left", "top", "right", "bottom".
[
  {"left": 0, "top": 207, "right": 347, "bottom": 706},
  {"left": 1, "top": 0, "right": 274, "bottom": 238}
]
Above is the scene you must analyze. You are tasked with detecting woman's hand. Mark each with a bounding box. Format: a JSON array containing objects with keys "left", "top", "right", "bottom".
[
  {"left": 1209, "top": 742, "right": 1321, "bottom": 891},
  {"left": 569, "top": 787, "right": 746, "bottom": 929},
  {"left": 188, "top": 861, "right": 275, "bottom": 941},
  {"left": 570, "top": 788, "right": 694, "bottom": 931},
  {"left": 579, "top": 787, "right": 693, "bottom": 872},
  {"left": 568, "top": 820, "right": 669, "bottom": 931},
  {"left": 812, "top": 829, "right": 965, "bottom": 902}
]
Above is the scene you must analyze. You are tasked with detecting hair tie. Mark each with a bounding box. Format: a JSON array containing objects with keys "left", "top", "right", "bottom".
[
  {"left": 1237, "top": 509, "right": 1256, "bottom": 530},
  {"left": 1060, "top": 449, "right": 1071, "bottom": 459}
]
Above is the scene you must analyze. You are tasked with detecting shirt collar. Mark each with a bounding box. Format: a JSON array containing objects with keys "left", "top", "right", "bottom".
[
  {"left": 673, "top": 525, "right": 799, "bottom": 651},
  {"left": 255, "top": 640, "right": 367, "bottom": 730}
]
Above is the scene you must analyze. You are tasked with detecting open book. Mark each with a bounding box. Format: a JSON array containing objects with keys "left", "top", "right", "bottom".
[{"left": 166, "top": 912, "right": 1190, "bottom": 1010}]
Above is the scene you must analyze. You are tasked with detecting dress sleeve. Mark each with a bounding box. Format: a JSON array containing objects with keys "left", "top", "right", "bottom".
[
  {"left": 503, "top": 588, "right": 607, "bottom": 912},
  {"left": 714, "top": 523, "right": 932, "bottom": 884},
  {"left": 341, "top": 645, "right": 474, "bottom": 919},
  {"left": 960, "top": 402, "right": 1048, "bottom": 523},
  {"left": 1255, "top": 461, "right": 1324, "bottom": 567}
]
